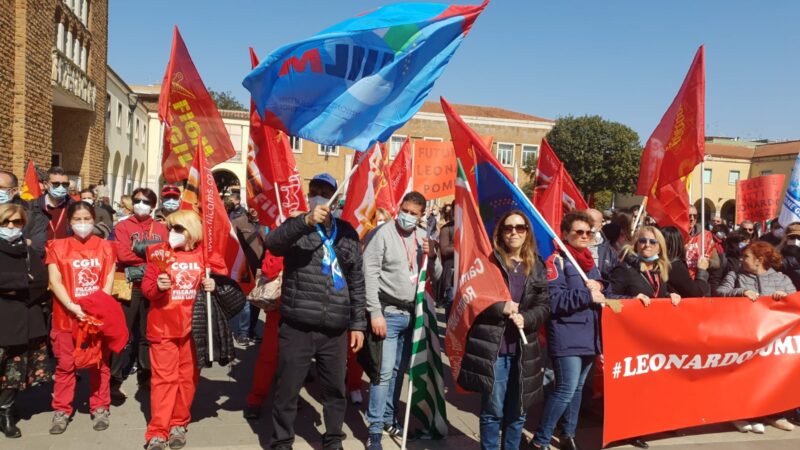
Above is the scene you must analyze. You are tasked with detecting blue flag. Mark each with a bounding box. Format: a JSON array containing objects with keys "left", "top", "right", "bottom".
[
  {"left": 475, "top": 161, "right": 557, "bottom": 258},
  {"left": 242, "top": 2, "right": 488, "bottom": 151}
]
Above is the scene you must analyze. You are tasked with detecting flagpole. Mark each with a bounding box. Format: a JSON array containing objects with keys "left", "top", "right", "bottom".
[
  {"left": 631, "top": 197, "right": 648, "bottom": 237},
  {"left": 206, "top": 267, "right": 214, "bottom": 363},
  {"left": 325, "top": 160, "right": 361, "bottom": 209},
  {"left": 274, "top": 182, "right": 285, "bottom": 222},
  {"left": 401, "top": 255, "right": 428, "bottom": 450},
  {"left": 700, "top": 160, "right": 706, "bottom": 250}
]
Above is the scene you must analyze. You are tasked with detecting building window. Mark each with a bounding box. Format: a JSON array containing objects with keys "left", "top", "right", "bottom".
[
  {"left": 289, "top": 136, "right": 302, "bottom": 153},
  {"left": 318, "top": 144, "right": 339, "bottom": 156},
  {"left": 761, "top": 170, "right": 773, "bottom": 176},
  {"left": 65, "top": 30, "right": 73, "bottom": 59},
  {"left": 496, "top": 142, "right": 515, "bottom": 167},
  {"left": 105, "top": 94, "right": 111, "bottom": 122},
  {"left": 134, "top": 118, "right": 140, "bottom": 142},
  {"left": 142, "top": 124, "right": 147, "bottom": 143},
  {"left": 56, "top": 22, "right": 65, "bottom": 51},
  {"left": 423, "top": 136, "right": 444, "bottom": 142},
  {"left": 703, "top": 168, "right": 712, "bottom": 184},
  {"left": 389, "top": 135, "right": 406, "bottom": 159},
  {"left": 728, "top": 170, "right": 740, "bottom": 185},
  {"left": 521, "top": 144, "right": 539, "bottom": 168},
  {"left": 52, "top": 152, "right": 62, "bottom": 167},
  {"left": 126, "top": 110, "right": 131, "bottom": 134},
  {"left": 116, "top": 102, "right": 122, "bottom": 129},
  {"left": 225, "top": 124, "right": 243, "bottom": 159}
]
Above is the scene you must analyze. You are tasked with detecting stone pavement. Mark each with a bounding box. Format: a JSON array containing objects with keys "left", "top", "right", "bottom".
[{"left": 6, "top": 310, "right": 800, "bottom": 450}]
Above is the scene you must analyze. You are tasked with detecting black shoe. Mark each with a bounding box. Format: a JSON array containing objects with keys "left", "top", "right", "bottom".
[
  {"left": 559, "top": 436, "right": 579, "bottom": 450},
  {"left": 243, "top": 405, "right": 261, "bottom": 420},
  {"left": 629, "top": 438, "right": 649, "bottom": 449},
  {"left": 0, "top": 408, "right": 21, "bottom": 438},
  {"left": 234, "top": 335, "right": 250, "bottom": 346}
]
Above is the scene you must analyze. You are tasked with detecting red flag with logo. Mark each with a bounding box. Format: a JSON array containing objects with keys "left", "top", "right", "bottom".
[
  {"left": 159, "top": 27, "right": 237, "bottom": 182},
  {"left": 602, "top": 294, "right": 800, "bottom": 446},
  {"left": 20, "top": 160, "right": 42, "bottom": 201},
  {"left": 341, "top": 144, "right": 395, "bottom": 238},
  {"left": 446, "top": 160, "right": 512, "bottom": 389},
  {"left": 180, "top": 139, "right": 252, "bottom": 290},
  {"left": 389, "top": 137, "right": 412, "bottom": 206},
  {"left": 247, "top": 48, "right": 307, "bottom": 229},
  {"left": 533, "top": 138, "right": 588, "bottom": 212}
]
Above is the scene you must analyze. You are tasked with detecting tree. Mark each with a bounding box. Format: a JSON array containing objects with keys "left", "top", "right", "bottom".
[
  {"left": 545, "top": 115, "right": 642, "bottom": 199},
  {"left": 209, "top": 89, "right": 246, "bottom": 111},
  {"left": 520, "top": 153, "right": 538, "bottom": 199}
]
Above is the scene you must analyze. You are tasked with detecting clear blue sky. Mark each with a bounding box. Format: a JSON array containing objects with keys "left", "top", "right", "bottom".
[{"left": 109, "top": 1, "right": 799, "bottom": 143}]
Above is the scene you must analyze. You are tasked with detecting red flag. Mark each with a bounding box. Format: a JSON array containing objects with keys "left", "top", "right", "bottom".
[
  {"left": 446, "top": 161, "right": 513, "bottom": 389},
  {"left": 20, "top": 160, "right": 41, "bottom": 201},
  {"left": 637, "top": 46, "right": 705, "bottom": 195},
  {"left": 341, "top": 144, "right": 395, "bottom": 238},
  {"left": 537, "top": 163, "right": 565, "bottom": 234},
  {"left": 159, "top": 27, "right": 237, "bottom": 182},
  {"left": 180, "top": 139, "right": 253, "bottom": 290},
  {"left": 533, "top": 138, "right": 588, "bottom": 212},
  {"left": 247, "top": 48, "right": 307, "bottom": 229},
  {"left": 645, "top": 178, "right": 691, "bottom": 238},
  {"left": 735, "top": 174, "right": 786, "bottom": 224},
  {"left": 389, "top": 137, "right": 412, "bottom": 206},
  {"left": 441, "top": 97, "right": 512, "bottom": 202}
]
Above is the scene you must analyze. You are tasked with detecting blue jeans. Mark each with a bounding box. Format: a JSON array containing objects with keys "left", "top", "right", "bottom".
[
  {"left": 229, "top": 304, "right": 251, "bottom": 339},
  {"left": 533, "top": 355, "right": 594, "bottom": 446},
  {"left": 366, "top": 312, "right": 411, "bottom": 434},
  {"left": 479, "top": 354, "right": 525, "bottom": 450}
]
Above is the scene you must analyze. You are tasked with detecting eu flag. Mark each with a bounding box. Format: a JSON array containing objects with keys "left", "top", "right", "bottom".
[
  {"left": 475, "top": 161, "right": 557, "bottom": 258},
  {"left": 242, "top": 2, "right": 488, "bottom": 151}
]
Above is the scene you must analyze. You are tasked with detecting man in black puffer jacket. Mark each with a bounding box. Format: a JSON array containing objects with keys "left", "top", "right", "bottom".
[{"left": 264, "top": 173, "right": 366, "bottom": 450}]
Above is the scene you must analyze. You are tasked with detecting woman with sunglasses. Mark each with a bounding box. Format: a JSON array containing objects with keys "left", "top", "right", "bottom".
[
  {"left": 0, "top": 204, "right": 50, "bottom": 438},
  {"left": 111, "top": 187, "right": 168, "bottom": 395},
  {"left": 531, "top": 211, "right": 605, "bottom": 450},
  {"left": 45, "top": 202, "right": 117, "bottom": 434},
  {"left": 141, "top": 210, "right": 216, "bottom": 450},
  {"left": 459, "top": 210, "right": 549, "bottom": 450}
]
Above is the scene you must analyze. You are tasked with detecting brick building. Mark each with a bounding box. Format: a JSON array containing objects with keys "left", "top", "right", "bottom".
[{"left": 0, "top": 0, "right": 107, "bottom": 187}]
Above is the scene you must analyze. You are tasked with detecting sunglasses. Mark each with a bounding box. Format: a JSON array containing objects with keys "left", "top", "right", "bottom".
[
  {"left": 638, "top": 237, "right": 658, "bottom": 246},
  {"left": 571, "top": 229, "right": 592, "bottom": 237},
  {"left": 502, "top": 224, "right": 528, "bottom": 235},
  {"left": 133, "top": 199, "right": 152, "bottom": 206},
  {"left": 1, "top": 219, "right": 24, "bottom": 227},
  {"left": 743, "top": 228, "right": 754, "bottom": 232},
  {"left": 168, "top": 224, "right": 186, "bottom": 233},
  {"left": 688, "top": 214, "right": 698, "bottom": 219},
  {"left": 49, "top": 181, "right": 70, "bottom": 188}
]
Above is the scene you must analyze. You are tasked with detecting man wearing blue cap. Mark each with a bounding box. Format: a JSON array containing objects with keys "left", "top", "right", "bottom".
[{"left": 264, "top": 173, "right": 366, "bottom": 450}]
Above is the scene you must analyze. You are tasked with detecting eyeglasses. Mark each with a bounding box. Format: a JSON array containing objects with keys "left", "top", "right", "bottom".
[
  {"left": 49, "top": 182, "right": 70, "bottom": 188},
  {"left": 502, "top": 224, "right": 528, "bottom": 235},
  {"left": 743, "top": 228, "right": 754, "bottom": 233},
  {"left": 133, "top": 199, "right": 151, "bottom": 206},
  {"left": 638, "top": 237, "right": 658, "bottom": 246},
  {"left": 571, "top": 229, "right": 592, "bottom": 237},
  {"left": 688, "top": 214, "right": 698, "bottom": 219},
  {"left": 1, "top": 219, "right": 24, "bottom": 227},
  {"left": 168, "top": 224, "right": 186, "bottom": 233}
]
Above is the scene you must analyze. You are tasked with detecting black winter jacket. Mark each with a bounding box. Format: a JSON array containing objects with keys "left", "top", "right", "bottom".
[
  {"left": 11, "top": 196, "right": 48, "bottom": 258},
  {"left": 192, "top": 274, "right": 246, "bottom": 368},
  {"left": 264, "top": 215, "right": 367, "bottom": 333},
  {"left": 457, "top": 255, "right": 550, "bottom": 410},
  {"left": 0, "top": 238, "right": 49, "bottom": 346},
  {"left": 609, "top": 254, "right": 669, "bottom": 298}
]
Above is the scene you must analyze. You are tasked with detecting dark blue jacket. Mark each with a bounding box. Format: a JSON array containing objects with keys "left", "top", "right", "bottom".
[{"left": 544, "top": 252, "right": 602, "bottom": 357}]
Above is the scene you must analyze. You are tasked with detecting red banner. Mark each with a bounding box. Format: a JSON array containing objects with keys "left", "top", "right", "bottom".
[
  {"left": 533, "top": 138, "right": 588, "bottom": 213},
  {"left": 602, "top": 294, "right": 800, "bottom": 446},
  {"left": 736, "top": 174, "right": 786, "bottom": 223},
  {"left": 159, "top": 27, "right": 236, "bottom": 182}
]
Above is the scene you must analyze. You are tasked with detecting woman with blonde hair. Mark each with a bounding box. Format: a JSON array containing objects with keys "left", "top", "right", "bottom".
[
  {"left": 141, "top": 210, "right": 214, "bottom": 450},
  {"left": 610, "top": 226, "right": 681, "bottom": 307}
]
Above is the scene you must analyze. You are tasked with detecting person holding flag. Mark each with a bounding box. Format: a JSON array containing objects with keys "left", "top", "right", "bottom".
[
  {"left": 140, "top": 210, "right": 215, "bottom": 450},
  {"left": 263, "top": 173, "right": 366, "bottom": 450},
  {"left": 361, "top": 191, "right": 431, "bottom": 450}
]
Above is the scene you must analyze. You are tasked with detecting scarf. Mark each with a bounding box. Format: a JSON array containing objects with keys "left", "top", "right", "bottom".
[
  {"left": 565, "top": 242, "right": 595, "bottom": 273},
  {"left": 315, "top": 220, "right": 346, "bottom": 291}
]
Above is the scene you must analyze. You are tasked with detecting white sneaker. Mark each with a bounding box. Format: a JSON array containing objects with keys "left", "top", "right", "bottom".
[
  {"left": 768, "top": 417, "right": 795, "bottom": 431},
  {"left": 733, "top": 420, "right": 752, "bottom": 432},
  {"left": 751, "top": 422, "right": 766, "bottom": 434},
  {"left": 350, "top": 390, "right": 363, "bottom": 404}
]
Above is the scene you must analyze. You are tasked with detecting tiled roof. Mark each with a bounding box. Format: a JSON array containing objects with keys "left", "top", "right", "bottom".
[
  {"left": 705, "top": 143, "right": 754, "bottom": 159},
  {"left": 418, "top": 101, "right": 553, "bottom": 122},
  {"left": 754, "top": 140, "right": 800, "bottom": 158}
]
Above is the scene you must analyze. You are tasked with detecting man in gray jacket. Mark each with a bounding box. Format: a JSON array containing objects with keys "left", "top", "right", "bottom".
[{"left": 362, "top": 191, "right": 431, "bottom": 450}]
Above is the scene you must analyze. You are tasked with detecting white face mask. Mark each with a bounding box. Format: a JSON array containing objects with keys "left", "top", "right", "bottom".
[
  {"left": 169, "top": 230, "right": 187, "bottom": 249},
  {"left": 0, "top": 227, "right": 22, "bottom": 242},
  {"left": 308, "top": 195, "right": 328, "bottom": 210},
  {"left": 788, "top": 239, "right": 800, "bottom": 248},
  {"left": 133, "top": 202, "right": 152, "bottom": 217},
  {"left": 82, "top": 198, "right": 94, "bottom": 206},
  {"left": 72, "top": 223, "right": 94, "bottom": 239}
]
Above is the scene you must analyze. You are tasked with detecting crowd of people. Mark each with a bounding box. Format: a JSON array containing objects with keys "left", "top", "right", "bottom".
[{"left": 0, "top": 166, "right": 799, "bottom": 450}]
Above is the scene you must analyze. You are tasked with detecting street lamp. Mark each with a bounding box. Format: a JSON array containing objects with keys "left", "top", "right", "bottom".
[{"left": 126, "top": 92, "right": 138, "bottom": 194}]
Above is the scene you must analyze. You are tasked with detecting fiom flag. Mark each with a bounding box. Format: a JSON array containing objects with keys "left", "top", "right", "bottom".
[
  {"left": 341, "top": 144, "right": 395, "bottom": 238},
  {"left": 247, "top": 48, "right": 307, "bottom": 229},
  {"left": 408, "top": 257, "right": 448, "bottom": 439},
  {"left": 533, "top": 138, "right": 588, "bottom": 213},
  {"left": 389, "top": 136, "right": 412, "bottom": 206},
  {"left": 180, "top": 139, "right": 252, "bottom": 290},
  {"left": 242, "top": 2, "right": 488, "bottom": 151},
  {"left": 159, "top": 27, "right": 237, "bottom": 182},
  {"left": 779, "top": 153, "right": 800, "bottom": 227},
  {"left": 447, "top": 160, "right": 512, "bottom": 388},
  {"left": 20, "top": 160, "right": 41, "bottom": 201}
]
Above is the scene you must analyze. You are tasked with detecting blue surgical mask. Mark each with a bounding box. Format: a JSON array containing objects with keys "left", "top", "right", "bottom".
[
  {"left": 0, "top": 189, "right": 12, "bottom": 204},
  {"left": 0, "top": 227, "right": 22, "bottom": 242},
  {"left": 640, "top": 254, "right": 660, "bottom": 263},
  {"left": 397, "top": 211, "right": 418, "bottom": 231},
  {"left": 162, "top": 198, "right": 180, "bottom": 212},
  {"left": 48, "top": 185, "right": 67, "bottom": 200}
]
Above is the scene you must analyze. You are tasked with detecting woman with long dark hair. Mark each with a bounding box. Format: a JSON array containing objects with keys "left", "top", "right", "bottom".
[
  {"left": 661, "top": 226, "right": 710, "bottom": 297},
  {"left": 458, "top": 210, "right": 549, "bottom": 450}
]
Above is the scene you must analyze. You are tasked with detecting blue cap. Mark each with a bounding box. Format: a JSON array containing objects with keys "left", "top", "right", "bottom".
[{"left": 311, "top": 173, "right": 338, "bottom": 190}]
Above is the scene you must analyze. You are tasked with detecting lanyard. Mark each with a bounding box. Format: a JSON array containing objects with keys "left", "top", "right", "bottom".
[
  {"left": 49, "top": 206, "right": 67, "bottom": 237},
  {"left": 397, "top": 226, "right": 417, "bottom": 273},
  {"left": 643, "top": 270, "right": 661, "bottom": 297}
]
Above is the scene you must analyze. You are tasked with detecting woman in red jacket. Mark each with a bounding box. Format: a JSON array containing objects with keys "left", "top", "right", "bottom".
[
  {"left": 46, "top": 202, "right": 117, "bottom": 434},
  {"left": 141, "top": 210, "right": 213, "bottom": 450}
]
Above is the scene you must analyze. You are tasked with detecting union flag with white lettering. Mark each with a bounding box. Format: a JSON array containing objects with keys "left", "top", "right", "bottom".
[{"left": 446, "top": 160, "right": 513, "bottom": 389}]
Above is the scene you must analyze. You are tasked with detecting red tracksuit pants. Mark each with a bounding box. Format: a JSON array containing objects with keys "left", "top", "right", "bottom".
[
  {"left": 245, "top": 311, "right": 364, "bottom": 407},
  {"left": 146, "top": 335, "right": 199, "bottom": 441},
  {"left": 51, "top": 330, "right": 111, "bottom": 415}
]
